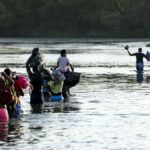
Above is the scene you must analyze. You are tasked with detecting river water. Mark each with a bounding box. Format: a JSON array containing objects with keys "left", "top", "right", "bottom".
[{"left": 0, "top": 38, "right": 150, "bottom": 150}]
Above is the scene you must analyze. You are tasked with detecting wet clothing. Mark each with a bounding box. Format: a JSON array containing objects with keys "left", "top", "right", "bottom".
[
  {"left": 30, "top": 72, "right": 43, "bottom": 104},
  {"left": 130, "top": 52, "right": 147, "bottom": 71},
  {"left": 136, "top": 62, "right": 144, "bottom": 72},
  {"left": 132, "top": 53, "right": 146, "bottom": 63}
]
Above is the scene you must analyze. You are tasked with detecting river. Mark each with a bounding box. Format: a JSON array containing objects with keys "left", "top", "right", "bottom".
[{"left": 0, "top": 38, "right": 150, "bottom": 150}]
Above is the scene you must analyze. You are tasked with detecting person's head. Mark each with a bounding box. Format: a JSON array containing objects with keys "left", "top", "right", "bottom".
[
  {"left": 32, "top": 48, "right": 39, "bottom": 55},
  {"left": 4, "top": 68, "right": 12, "bottom": 77},
  {"left": 138, "top": 48, "right": 142, "bottom": 53},
  {"left": 60, "top": 49, "right": 66, "bottom": 57}
]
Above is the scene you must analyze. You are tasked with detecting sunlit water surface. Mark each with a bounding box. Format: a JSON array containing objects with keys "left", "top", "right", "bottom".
[{"left": 0, "top": 38, "right": 150, "bottom": 150}]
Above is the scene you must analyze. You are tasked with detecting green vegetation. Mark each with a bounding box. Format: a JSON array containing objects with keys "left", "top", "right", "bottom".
[{"left": 0, "top": 0, "right": 150, "bottom": 38}]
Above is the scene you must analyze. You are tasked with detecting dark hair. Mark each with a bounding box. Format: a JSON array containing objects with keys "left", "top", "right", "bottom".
[
  {"left": 4, "top": 68, "right": 11, "bottom": 76},
  {"left": 60, "top": 49, "right": 66, "bottom": 56},
  {"left": 138, "top": 48, "right": 142, "bottom": 52},
  {"left": 32, "top": 48, "right": 39, "bottom": 55}
]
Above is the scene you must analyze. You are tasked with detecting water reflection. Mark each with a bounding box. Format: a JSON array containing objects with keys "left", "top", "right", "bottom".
[
  {"left": 146, "top": 76, "right": 150, "bottom": 83},
  {"left": 0, "top": 119, "right": 22, "bottom": 144},
  {"left": 1, "top": 38, "right": 150, "bottom": 149},
  {"left": 0, "top": 122, "right": 8, "bottom": 142},
  {"left": 30, "top": 104, "right": 44, "bottom": 114},
  {"left": 7, "top": 119, "right": 21, "bottom": 144},
  {"left": 43, "top": 102, "right": 64, "bottom": 113},
  {"left": 136, "top": 71, "right": 144, "bottom": 83},
  {"left": 30, "top": 100, "right": 81, "bottom": 114},
  {"left": 44, "top": 101, "right": 80, "bottom": 113}
]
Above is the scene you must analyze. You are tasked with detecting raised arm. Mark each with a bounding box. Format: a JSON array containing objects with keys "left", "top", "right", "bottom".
[
  {"left": 125, "top": 46, "right": 135, "bottom": 56},
  {"left": 126, "top": 49, "right": 135, "bottom": 56},
  {"left": 1, "top": 72, "right": 14, "bottom": 88}
]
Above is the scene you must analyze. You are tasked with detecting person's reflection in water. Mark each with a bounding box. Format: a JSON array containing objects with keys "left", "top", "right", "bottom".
[
  {"left": 0, "top": 119, "right": 22, "bottom": 142},
  {"left": 43, "top": 102, "right": 64, "bottom": 113},
  {"left": 7, "top": 119, "right": 21, "bottom": 142},
  {"left": 30, "top": 104, "right": 43, "bottom": 114},
  {"left": 136, "top": 71, "right": 144, "bottom": 83},
  {"left": 52, "top": 104, "right": 64, "bottom": 113},
  {"left": 0, "top": 122, "right": 8, "bottom": 142},
  {"left": 43, "top": 100, "right": 80, "bottom": 113}
]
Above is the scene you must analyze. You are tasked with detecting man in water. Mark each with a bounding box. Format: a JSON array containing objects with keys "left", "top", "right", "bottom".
[{"left": 125, "top": 45, "right": 147, "bottom": 72}]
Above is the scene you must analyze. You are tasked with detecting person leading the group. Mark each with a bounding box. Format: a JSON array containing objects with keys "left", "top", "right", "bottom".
[{"left": 125, "top": 45, "right": 147, "bottom": 72}]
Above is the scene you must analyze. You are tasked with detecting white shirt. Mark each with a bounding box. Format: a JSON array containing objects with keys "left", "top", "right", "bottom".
[{"left": 57, "top": 56, "right": 70, "bottom": 72}]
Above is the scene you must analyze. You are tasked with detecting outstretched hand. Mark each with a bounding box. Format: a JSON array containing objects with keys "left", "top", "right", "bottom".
[{"left": 124, "top": 45, "right": 129, "bottom": 50}]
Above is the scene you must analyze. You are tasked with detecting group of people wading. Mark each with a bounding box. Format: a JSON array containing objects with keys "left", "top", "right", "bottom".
[
  {"left": 0, "top": 45, "right": 149, "bottom": 123},
  {"left": 0, "top": 68, "right": 26, "bottom": 123},
  {"left": 26, "top": 48, "right": 77, "bottom": 105},
  {"left": 0, "top": 48, "right": 80, "bottom": 124}
]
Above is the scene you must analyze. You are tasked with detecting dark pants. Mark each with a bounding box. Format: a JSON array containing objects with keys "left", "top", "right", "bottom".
[{"left": 30, "top": 91, "right": 43, "bottom": 104}]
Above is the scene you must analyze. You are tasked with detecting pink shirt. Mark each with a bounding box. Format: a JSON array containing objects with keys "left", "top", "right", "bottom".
[{"left": 57, "top": 56, "right": 70, "bottom": 72}]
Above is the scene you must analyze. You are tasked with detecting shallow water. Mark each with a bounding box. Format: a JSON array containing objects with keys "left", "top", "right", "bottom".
[{"left": 0, "top": 38, "right": 150, "bottom": 149}]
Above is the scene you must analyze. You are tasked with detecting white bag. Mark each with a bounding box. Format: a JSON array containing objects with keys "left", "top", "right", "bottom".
[{"left": 52, "top": 69, "right": 65, "bottom": 82}]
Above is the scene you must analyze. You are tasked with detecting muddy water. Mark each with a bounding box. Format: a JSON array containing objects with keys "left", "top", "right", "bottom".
[{"left": 0, "top": 38, "right": 150, "bottom": 150}]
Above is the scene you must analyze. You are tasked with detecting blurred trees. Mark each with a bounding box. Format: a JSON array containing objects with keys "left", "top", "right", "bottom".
[{"left": 0, "top": 0, "right": 150, "bottom": 38}]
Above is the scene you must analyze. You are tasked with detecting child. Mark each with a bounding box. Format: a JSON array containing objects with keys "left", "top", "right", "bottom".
[{"left": 56, "top": 49, "right": 74, "bottom": 73}]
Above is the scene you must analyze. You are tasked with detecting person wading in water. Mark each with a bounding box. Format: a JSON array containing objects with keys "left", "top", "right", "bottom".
[{"left": 125, "top": 45, "right": 147, "bottom": 72}]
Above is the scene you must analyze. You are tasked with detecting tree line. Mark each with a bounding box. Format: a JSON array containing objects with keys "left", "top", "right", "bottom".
[{"left": 0, "top": 0, "right": 150, "bottom": 38}]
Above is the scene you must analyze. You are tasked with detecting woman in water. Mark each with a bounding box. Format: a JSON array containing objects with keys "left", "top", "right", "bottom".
[{"left": 0, "top": 72, "right": 14, "bottom": 122}]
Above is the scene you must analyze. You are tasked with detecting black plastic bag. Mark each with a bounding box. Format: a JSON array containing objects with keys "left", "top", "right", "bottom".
[{"left": 64, "top": 72, "right": 81, "bottom": 87}]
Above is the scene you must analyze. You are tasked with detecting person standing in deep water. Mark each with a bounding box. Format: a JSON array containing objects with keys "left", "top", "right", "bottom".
[{"left": 125, "top": 45, "right": 147, "bottom": 72}]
